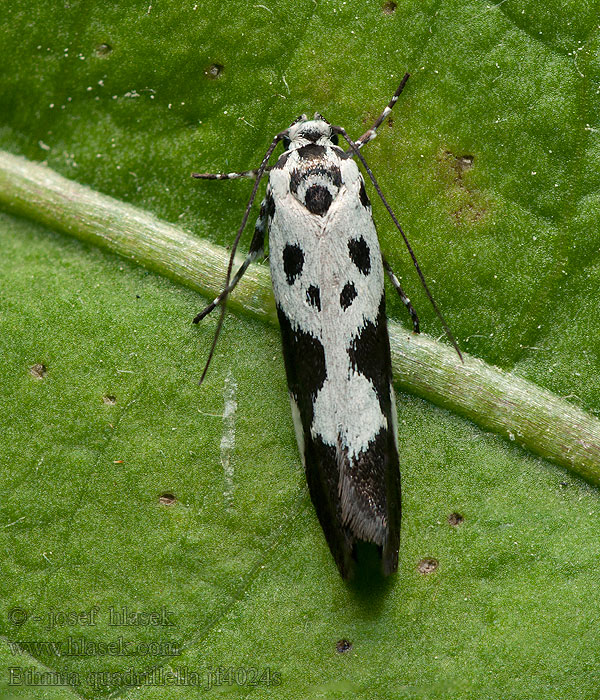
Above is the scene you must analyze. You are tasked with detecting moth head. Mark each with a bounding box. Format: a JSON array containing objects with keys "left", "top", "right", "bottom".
[{"left": 284, "top": 113, "right": 339, "bottom": 150}]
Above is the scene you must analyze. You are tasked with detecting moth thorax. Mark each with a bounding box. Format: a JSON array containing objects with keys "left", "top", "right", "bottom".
[
  {"left": 288, "top": 119, "right": 332, "bottom": 145},
  {"left": 290, "top": 164, "right": 342, "bottom": 217}
]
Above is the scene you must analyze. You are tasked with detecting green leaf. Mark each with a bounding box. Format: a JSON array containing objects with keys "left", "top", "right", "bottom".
[{"left": 2, "top": 1, "right": 600, "bottom": 699}]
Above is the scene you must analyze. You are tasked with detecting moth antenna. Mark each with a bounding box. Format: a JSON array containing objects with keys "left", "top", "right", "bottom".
[
  {"left": 196, "top": 130, "right": 288, "bottom": 385},
  {"left": 334, "top": 125, "right": 463, "bottom": 362},
  {"left": 191, "top": 165, "right": 274, "bottom": 181},
  {"left": 382, "top": 254, "right": 420, "bottom": 333},
  {"left": 352, "top": 73, "right": 410, "bottom": 151}
]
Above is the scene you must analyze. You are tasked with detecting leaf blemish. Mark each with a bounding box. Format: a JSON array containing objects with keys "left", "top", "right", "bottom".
[
  {"left": 95, "top": 43, "right": 112, "bottom": 57},
  {"left": 418, "top": 557, "right": 439, "bottom": 574},
  {"left": 204, "top": 63, "right": 224, "bottom": 79},
  {"left": 444, "top": 150, "right": 474, "bottom": 179},
  {"left": 159, "top": 493, "right": 177, "bottom": 505},
  {"left": 29, "top": 363, "right": 47, "bottom": 379},
  {"left": 221, "top": 371, "right": 237, "bottom": 508},
  {"left": 437, "top": 149, "right": 488, "bottom": 224},
  {"left": 448, "top": 512, "right": 464, "bottom": 526}
]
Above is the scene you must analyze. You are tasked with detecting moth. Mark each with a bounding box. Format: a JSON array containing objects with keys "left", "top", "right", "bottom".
[{"left": 192, "top": 75, "right": 460, "bottom": 578}]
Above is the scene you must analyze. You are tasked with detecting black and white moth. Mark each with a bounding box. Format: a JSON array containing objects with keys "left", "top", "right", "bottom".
[{"left": 192, "top": 75, "right": 460, "bottom": 578}]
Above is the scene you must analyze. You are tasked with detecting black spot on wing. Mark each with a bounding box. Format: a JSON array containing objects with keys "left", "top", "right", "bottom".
[
  {"left": 274, "top": 150, "right": 291, "bottom": 170},
  {"left": 306, "top": 284, "right": 321, "bottom": 311},
  {"left": 276, "top": 307, "right": 326, "bottom": 430},
  {"left": 289, "top": 168, "right": 302, "bottom": 194},
  {"left": 305, "top": 185, "right": 332, "bottom": 215},
  {"left": 298, "top": 143, "right": 326, "bottom": 160},
  {"left": 328, "top": 164, "right": 342, "bottom": 187},
  {"left": 359, "top": 180, "right": 371, "bottom": 209},
  {"left": 265, "top": 188, "right": 275, "bottom": 223},
  {"left": 283, "top": 244, "right": 304, "bottom": 284},
  {"left": 348, "top": 236, "right": 371, "bottom": 275},
  {"left": 348, "top": 296, "right": 392, "bottom": 413},
  {"left": 340, "top": 281, "right": 357, "bottom": 310}
]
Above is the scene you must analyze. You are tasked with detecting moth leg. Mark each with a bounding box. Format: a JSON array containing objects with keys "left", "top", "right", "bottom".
[
  {"left": 191, "top": 165, "right": 273, "bottom": 181},
  {"left": 193, "top": 194, "right": 270, "bottom": 323},
  {"left": 382, "top": 255, "right": 420, "bottom": 333},
  {"left": 350, "top": 73, "right": 410, "bottom": 152}
]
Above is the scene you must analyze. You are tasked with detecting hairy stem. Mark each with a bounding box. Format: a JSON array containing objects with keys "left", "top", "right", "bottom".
[{"left": 1, "top": 150, "right": 599, "bottom": 484}]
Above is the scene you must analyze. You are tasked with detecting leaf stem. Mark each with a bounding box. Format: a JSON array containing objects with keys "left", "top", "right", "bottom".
[{"left": 1, "top": 150, "right": 599, "bottom": 485}]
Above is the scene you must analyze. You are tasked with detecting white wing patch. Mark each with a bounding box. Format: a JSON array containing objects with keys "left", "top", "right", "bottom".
[{"left": 311, "top": 372, "right": 386, "bottom": 460}]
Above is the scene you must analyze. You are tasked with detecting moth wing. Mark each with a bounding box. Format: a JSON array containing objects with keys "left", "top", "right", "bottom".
[
  {"left": 324, "top": 169, "right": 401, "bottom": 576},
  {"left": 270, "top": 165, "right": 401, "bottom": 577}
]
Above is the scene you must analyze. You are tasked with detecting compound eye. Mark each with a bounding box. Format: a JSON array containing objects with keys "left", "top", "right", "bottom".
[
  {"left": 331, "top": 133, "right": 339, "bottom": 145},
  {"left": 282, "top": 136, "right": 291, "bottom": 150}
]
